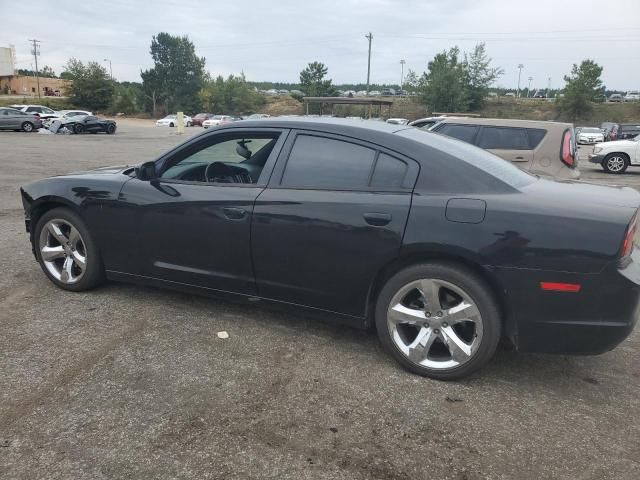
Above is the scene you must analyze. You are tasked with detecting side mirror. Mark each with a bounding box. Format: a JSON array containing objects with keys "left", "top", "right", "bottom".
[{"left": 136, "top": 161, "right": 157, "bottom": 181}]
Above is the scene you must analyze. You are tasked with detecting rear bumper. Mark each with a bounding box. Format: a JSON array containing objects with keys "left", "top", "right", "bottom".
[
  {"left": 495, "top": 250, "right": 640, "bottom": 354},
  {"left": 589, "top": 154, "right": 605, "bottom": 164}
]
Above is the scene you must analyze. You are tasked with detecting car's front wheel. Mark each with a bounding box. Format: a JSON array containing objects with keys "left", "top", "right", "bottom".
[
  {"left": 34, "top": 208, "right": 104, "bottom": 291},
  {"left": 21, "top": 121, "right": 34, "bottom": 132},
  {"left": 602, "top": 153, "right": 629, "bottom": 174},
  {"left": 74, "top": 124, "right": 84, "bottom": 134},
  {"left": 106, "top": 124, "right": 116, "bottom": 134},
  {"left": 375, "top": 262, "right": 501, "bottom": 380}
]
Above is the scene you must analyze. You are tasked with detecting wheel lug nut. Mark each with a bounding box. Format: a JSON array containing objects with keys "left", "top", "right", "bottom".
[
  {"left": 424, "top": 322, "right": 429, "bottom": 328},
  {"left": 425, "top": 312, "right": 431, "bottom": 318},
  {"left": 434, "top": 329, "right": 440, "bottom": 334},
  {"left": 442, "top": 322, "right": 448, "bottom": 327},
  {"left": 437, "top": 311, "right": 443, "bottom": 317}
]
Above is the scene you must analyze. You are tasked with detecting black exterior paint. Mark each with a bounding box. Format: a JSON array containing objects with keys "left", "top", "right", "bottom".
[{"left": 20, "top": 118, "right": 640, "bottom": 354}]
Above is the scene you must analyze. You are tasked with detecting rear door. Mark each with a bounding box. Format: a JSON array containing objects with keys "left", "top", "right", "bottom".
[
  {"left": 476, "top": 126, "right": 534, "bottom": 169},
  {"left": 251, "top": 131, "right": 418, "bottom": 317}
]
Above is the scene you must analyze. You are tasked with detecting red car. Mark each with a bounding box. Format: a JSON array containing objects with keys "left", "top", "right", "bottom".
[{"left": 191, "top": 113, "right": 214, "bottom": 127}]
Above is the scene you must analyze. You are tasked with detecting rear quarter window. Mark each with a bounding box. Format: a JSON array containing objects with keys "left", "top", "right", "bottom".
[
  {"left": 477, "top": 126, "right": 529, "bottom": 150},
  {"left": 436, "top": 124, "right": 479, "bottom": 143},
  {"left": 526, "top": 128, "right": 547, "bottom": 148}
]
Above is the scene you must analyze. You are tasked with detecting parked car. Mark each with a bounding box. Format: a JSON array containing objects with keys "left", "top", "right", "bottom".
[
  {"left": 386, "top": 118, "right": 408, "bottom": 125},
  {"left": 624, "top": 91, "right": 640, "bottom": 102},
  {"left": 59, "top": 115, "right": 117, "bottom": 134},
  {"left": 576, "top": 127, "right": 605, "bottom": 145},
  {"left": 601, "top": 122, "right": 620, "bottom": 141},
  {"left": 245, "top": 113, "right": 270, "bottom": 120},
  {"left": 429, "top": 117, "right": 579, "bottom": 180},
  {"left": 191, "top": 113, "right": 214, "bottom": 126},
  {"left": 533, "top": 90, "right": 546, "bottom": 98},
  {"left": 618, "top": 124, "right": 640, "bottom": 140},
  {"left": 155, "top": 114, "right": 193, "bottom": 127},
  {"left": 0, "top": 107, "right": 42, "bottom": 132},
  {"left": 408, "top": 116, "right": 447, "bottom": 129},
  {"left": 20, "top": 118, "right": 640, "bottom": 380},
  {"left": 57, "top": 110, "right": 93, "bottom": 118},
  {"left": 589, "top": 135, "right": 640, "bottom": 173},
  {"left": 608, "top": 94, "right": 625, "bottom": 102},
  {"left": 10, "top": 104, "right": 61, "bottom": 120},
  {"left": 368, "top": 90, "right": 381, "bottom": 96},
  {"left": 504, "top": 92, "right": 516, "bottom": 97},
  {"left": 381, "top": 88, "right": 396, "bottom": 96},
  {"left": 202, "top": 115, "right": 235, "bottom": 129}
]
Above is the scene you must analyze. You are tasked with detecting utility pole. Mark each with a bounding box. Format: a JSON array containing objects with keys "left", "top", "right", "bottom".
[
  {"left": 527, "top": 76, "right": 533, "bottom": 97},
  {"left": 365, "top": 32, "right": 373, "bottom": 96},
  {"left": 517, "top": 64, "right": 524, "bottom": 98},
  {"left": 400, "top": 59, "right": 406, "bottom": 91},
  {"left": 29, "top": 39, "right": 41, "bottom": 99},
  {"left": 103, "top": 58, "right": 113, "bottom": 80}
]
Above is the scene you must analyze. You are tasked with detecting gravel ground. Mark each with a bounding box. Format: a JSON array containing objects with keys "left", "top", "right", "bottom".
[{"left": 1, "top": 121, "right": 639, "bottom": 480}]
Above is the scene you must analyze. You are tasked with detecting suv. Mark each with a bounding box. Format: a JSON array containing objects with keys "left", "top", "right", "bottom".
[
  {"left": 608, "top": 94, "right": 624, "bottom": 102},
  {"left": 429, "top": 118, "right": 579, "bottom": 180},
  {"left": 618, "top": 124, "right": 640, "bottom": 140},
  {"left": 624, "top": 91, "right": 640, "bottom": 102}
]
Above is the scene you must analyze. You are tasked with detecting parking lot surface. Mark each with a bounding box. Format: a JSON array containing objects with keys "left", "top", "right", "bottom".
[{"left": 1, "top": 121, "right": 639, "bottom": 479}]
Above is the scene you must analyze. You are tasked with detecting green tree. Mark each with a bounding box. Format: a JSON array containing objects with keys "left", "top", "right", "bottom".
[
  {"left": 299, "top": 62, "right": 337, "bottom": 97},
  {"left": 462, "top": 43, "right": 503, "bottom": 110},
  {"left": 141, "top": 32, "right": 206, "bottom": 115},
  {"left": 111, "top": 82, "right": 143, "bottom": 114},
  {"left": 558, "top": 59, "right": 605, "bottom": 120},
  {"left": 199, "top": 74, "right": 262, "bottom": 114},
  {"left": 63, "top": 58, "right": 114, "bottom": 110},
  {"left": 418, "top": 47, "right": 467, "bottom": 112},
  {"left": 18, "top": 65, "right": 57, "bottom": 78},
  {"left": 403, "top": 69, "right": 419, "bottom": 92}
]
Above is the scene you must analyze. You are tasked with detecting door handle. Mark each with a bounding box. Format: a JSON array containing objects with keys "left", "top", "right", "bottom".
[
  {"left": 363, "top": 212, "right": 392, "bottom": 226},
  {"left": 223, "top": 207, "right": 247, "bottom": 220},
  {"left": 512, "top": 156, "right": 527, "bottom": 162}
]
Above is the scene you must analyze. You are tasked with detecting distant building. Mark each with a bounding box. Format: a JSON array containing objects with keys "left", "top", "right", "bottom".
[{"left": 0, "top": 45, "right": 71, "bottom": 96}]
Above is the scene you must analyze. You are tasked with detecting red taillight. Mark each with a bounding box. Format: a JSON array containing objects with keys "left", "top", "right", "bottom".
[
  {"left": 540, "top": 282, "right": 581, "bottom": 292},
  {"left": 620, "top": 213, "right": 638, "bottom": 259},
  {"left": 561, "top": 129, "right": 575, "bottom": 167}
]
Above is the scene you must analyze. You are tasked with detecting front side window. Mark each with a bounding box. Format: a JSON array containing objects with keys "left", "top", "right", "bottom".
[
  {"left": 281, "top": 135, "right": 376, "bottom": 189},
  {"left": 477, "top": 127, "right": 529, "bottom": 150},
  {"left": 161, "top": 134, "right": 279, "bottom": 184},
  {"left": 41, "top": 107, "right": 55, "bottom": 114}
]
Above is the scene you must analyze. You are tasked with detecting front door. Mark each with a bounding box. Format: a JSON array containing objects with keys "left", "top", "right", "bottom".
[
  {"left": 117, "top": 128, "right": 287, "bottom": 295},
  {"left": 252, "top": 131, "right": 417, "bottom": 317}
]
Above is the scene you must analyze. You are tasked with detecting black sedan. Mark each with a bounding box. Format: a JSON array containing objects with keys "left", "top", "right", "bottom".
[
  {"left": 19, "top": 118, "right": 640, "bottom": 379},
  {"left": 60, "top": 115, "right": 116, "bottom": 134}
]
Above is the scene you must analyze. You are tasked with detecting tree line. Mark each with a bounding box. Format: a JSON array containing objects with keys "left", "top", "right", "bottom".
[{"left": 47, "top": 32, "right": 607, "bottom": 120}]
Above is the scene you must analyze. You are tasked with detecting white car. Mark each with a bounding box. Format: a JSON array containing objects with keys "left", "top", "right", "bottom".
[
  {"left": 589, "top": 135, "right": 640, "bottom": 173},
  {"left": 58, "top": 110, "right": 93, "bottom": 118},
  {"left": 576, "top": 127, "right": 605, "bottom": 145},
  {"left": 624, "top": 91, "right": 640, "bottom": 102},
  {"left": 10, "top": 104, "right": 62, "bottom": 120},
  {"left": 202, "top": 115, "right": 233, "bottom": 129},
  {"left": 386, "top": 118, "right": 409, "bottom": 125},
  {"left": 155, "top": 114, "right": 192, "bottom": 127}
]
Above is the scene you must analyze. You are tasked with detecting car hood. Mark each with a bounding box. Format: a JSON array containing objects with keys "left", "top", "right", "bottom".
[
  {"left": 64, "top": 165, "right": 131, "bottom": 176},
  {"left": 597, "top": 139, "right": 637, "bottom": 149}
]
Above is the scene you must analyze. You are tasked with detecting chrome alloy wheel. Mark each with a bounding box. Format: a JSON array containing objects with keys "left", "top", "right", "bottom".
[
  {"left": 38, "top": 219, "right": 87, "bottom": 284},
  {"left": 387, "top": 279, "right": 483, "bottom": 370},
  {"left": 607, "top": 156, "right": 625, "bottom": 172}
]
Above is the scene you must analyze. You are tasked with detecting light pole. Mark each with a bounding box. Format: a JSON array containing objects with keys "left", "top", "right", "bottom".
[
  {"left": 103, "top": 58, "right": 113, "bottom": 80},
  {"left": 547, "top": 77, "right": 551, "bottom": 97},
  {"left": 365, "top": 32, "right": 373, "bottom": 96},
  {"left": 400, "top": 59, "right": 406, "bottom": 92},
  {"left": 527, "top": 76, "right": 533, "bottom": 97},
  {"left": 517, "top": 64, "right": 524, "bottom": 97}
]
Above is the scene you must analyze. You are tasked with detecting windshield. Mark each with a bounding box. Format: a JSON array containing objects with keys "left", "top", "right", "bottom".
[
  {"left": 581, "top": 128, "right": 601, "bottom": 133},
  {"left": 164, "top": 115, "right": 176, "bottom": 119}
]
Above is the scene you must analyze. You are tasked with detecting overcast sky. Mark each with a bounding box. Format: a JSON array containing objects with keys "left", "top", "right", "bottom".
[{"left": 4, "top": 0, "right": 640, "bottom": 90}]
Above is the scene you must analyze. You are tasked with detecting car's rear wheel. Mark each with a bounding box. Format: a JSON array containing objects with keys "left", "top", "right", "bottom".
[
  {"left": 602, "top": 153, "right": 629, "bottom": 174},
  {"left": 375, "top": 262, "right": 501, "bottom": 380},
  {"left": 34, "top": 208, "right": 104, "bottom": 291},
  {"left": 74, "top": 124, "right": 84, "bottom": 134},
  {"left": 106, "top": 124, "right": 116, "bottom": 134},
  {"left": 21, "top": 121, "right": 34, "bottom": 132}
]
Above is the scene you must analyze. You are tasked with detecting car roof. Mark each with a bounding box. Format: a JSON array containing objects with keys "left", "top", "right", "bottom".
[
  {"left": 227, "top": 116, "right": 410, "bottom": 133},
  {"left": 435, "top": 117, "right": 572, "bottom": 129}
]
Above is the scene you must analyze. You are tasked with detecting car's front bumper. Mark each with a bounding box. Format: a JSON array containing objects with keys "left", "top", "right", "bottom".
[
  {"left": 495, "top": 249, "right": 640, "bottom": 354},
  {"left": 589, "top": 154, "right": 605, "bottom": 164}
]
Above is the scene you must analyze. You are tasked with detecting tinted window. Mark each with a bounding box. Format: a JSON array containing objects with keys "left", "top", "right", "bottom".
[
  {"left": 281, "top": 135, "right": 375, "bottom": 188},
  {"left": 397, "top": 128, "right": 535, "bottom": 189},
  {"left": 526, "top": 128, "right": 547, "bottom": 148},
  {"left": 478, "top": 127, "right": 529, "bottom": 150},
  {"left": 437, "top": 124, "right": 479, "bottom": 143},
  {"left": 370, "top": 154, "right": 408, "bottom": 189}
]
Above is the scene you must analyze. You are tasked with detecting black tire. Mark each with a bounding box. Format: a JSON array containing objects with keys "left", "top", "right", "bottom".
[
  {"left": 21, "top": 121, "right": 34, "bottom": 132},
  {"left": 169, "top": 122, "right": 174, "bottom": 127},
  {"left": 602, "top": 153, "right": 629, "bottom": 174},
  {"left": 375, "top": 262, "right": 501, "bottom": 380},
  {"left": 74, "top": 124, "right": 84, "bottom": 134},
  {"left": 34, "top": 207, "right": 105, "bottom": 292},
  {"left": 106, "top": 124, "right": 116, "bottom": 134}
]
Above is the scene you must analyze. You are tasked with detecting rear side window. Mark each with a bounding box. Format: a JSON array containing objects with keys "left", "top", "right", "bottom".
[
  {"left": 526, "top": 128, "right": 547, "bottom": 148},
  {"left": 281, "top": 135, "right": 376, "bottom": 188},
  {"left": 370, "top": 154, "right": 408, "bottom": 188},
  {"left": 436, "top": 124, "right": 479, "bottom": 143},
  {"left": 477, "top": 127, "right": 529, "bottom": 150}
]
